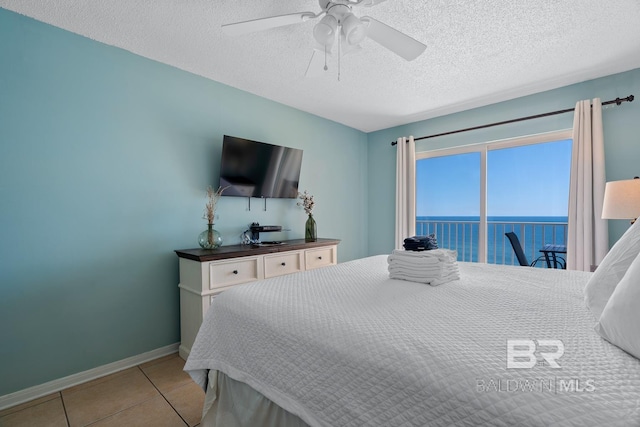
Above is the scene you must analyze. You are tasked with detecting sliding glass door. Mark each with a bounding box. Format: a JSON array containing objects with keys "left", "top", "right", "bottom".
[
  {"left": 487, "top": 139, "right": 572, "bottom": 265},
  {"left": 416, "top": 151, "right": 481, "bottom": 262},
  {"left": 416, "top": 131, "right": 572, "bottom": 265}
]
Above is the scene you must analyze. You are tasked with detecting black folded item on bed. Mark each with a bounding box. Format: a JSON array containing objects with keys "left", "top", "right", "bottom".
[{"left": 403, "top": 234, "right": 438, "bottom": 251}]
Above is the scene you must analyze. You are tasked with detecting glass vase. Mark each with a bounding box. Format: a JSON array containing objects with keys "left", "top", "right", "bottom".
[
  {"left": 198, "top": 224, "right": 223, "bottom": 249},
  {"left": 305, "top": 214, "right": 317, "bottom": 242}
]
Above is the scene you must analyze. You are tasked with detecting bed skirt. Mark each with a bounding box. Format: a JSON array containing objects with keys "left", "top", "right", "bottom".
[{"left": 201, "top": 370, "right": 310, "bottom": 427}]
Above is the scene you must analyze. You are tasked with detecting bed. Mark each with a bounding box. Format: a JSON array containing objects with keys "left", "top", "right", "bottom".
[{"left": 184, "top": 255, "right": 640, "bottom": 426}]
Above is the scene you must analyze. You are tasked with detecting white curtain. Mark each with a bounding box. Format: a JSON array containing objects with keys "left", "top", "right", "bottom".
[
  {"left": 567, "top": 98, "right": 608, "bottom": 271},
  {"left": 395, "top": 136, "right": 416, "bottom": 249}
]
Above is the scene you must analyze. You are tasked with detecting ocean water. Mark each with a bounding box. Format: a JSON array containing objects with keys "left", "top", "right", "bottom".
[{"left": 416, "top": 216, "right": 568, "bottom": 266}]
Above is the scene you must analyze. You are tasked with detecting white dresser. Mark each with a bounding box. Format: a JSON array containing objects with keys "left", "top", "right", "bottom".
[{"left": 175, "top": 238, "right": 340, "bottom": 359}]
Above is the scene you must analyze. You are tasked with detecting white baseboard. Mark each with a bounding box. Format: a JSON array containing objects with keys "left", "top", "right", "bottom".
[
  {"left": 0, "top": 342, "right": 180, "bottom": 411},
  {"left": 178, "top": 344, "right": 191, "bottom": 361}
]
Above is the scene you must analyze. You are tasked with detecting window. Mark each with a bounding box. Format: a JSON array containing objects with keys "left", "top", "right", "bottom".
[
  {"left": 416, "top": 151, "right": 481, "bottom": 261},
  {"left": 416, "top": 130, "right": 572, "bottom": 265}
]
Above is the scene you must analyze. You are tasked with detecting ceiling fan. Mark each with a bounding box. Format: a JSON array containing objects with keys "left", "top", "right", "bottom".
[{"left": 222, "top": 0, "right": 426, "bottom": 76}]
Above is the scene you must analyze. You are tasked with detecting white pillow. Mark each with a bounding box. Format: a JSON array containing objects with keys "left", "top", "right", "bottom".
[
  {"left": 596, "top": 250, "right": 640, "bottom": 359},
  {"left": 584, "top": 219, "right": 640, "bottom": 319}
]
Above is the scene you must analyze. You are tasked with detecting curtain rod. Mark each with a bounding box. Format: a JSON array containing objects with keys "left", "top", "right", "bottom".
[{"left": 391, "top": 95, "right": 635, "bottom": 146}]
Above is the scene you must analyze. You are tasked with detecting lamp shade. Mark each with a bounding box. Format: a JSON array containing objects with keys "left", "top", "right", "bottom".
[{"left": 602, "top": 178, "right": 640, "bottom": 219}]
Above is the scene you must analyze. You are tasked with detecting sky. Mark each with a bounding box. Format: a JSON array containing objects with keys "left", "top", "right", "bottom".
[{"left": 416, "top": 139, "right": 572, "bottom": 218}]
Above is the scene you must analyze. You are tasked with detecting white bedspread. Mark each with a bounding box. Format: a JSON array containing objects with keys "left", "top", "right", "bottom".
[{"left": 185, "top": 256, "right": 640, "bottom": 426}]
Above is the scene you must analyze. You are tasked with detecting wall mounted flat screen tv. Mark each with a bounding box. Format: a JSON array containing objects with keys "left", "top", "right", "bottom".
[{"left": 219, "top": 135, "right": 303, "bottom": 199}]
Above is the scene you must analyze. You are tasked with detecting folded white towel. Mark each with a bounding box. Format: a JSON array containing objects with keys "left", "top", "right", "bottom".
[
  {"left": 392, "top": 248, "right": 457, "bottom": 257},
  {"left": 388, "top": 248, "right": 460, "bottom": 285},
  {"left": 389, "top": 270, "right": 460, "bottom": 286},
  {"left": 387, "top": 258, "right": 453, "bottom": 276},
  {"left": 389, "top": 257, "right": 458, "bottom": 270},
  {"left": 389, "top": 260, "right": 458, "bottom": 278},
  {"left": 388, "top": 264, "right": 459, "bottom": 277},
  {"left": 388, "top": 257, "right": 458, "bottom": 268},
  {"left": 391, "top": 249, "right": 458, "bottom": 263},
  {"left": 387, "top": 254, "right": 441, "bottom": 266},
  {"left": 388, "top": 260, "right": 444, "bottom": 270}
]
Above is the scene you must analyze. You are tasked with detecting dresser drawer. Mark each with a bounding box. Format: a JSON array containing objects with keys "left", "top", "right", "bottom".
[
  {"left": 209, "top": 258, "right": 260, "bottom": 289},
  {"left": 305, "top": 246, "right": 336, "bottom": 270},
  {"left": 264, "top": 252, "right": 303, "bottom": 278}
]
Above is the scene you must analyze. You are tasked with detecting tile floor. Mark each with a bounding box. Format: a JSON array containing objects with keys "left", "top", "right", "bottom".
[{"left": 0, "top": 353, "right": 204, "bottom": 427}]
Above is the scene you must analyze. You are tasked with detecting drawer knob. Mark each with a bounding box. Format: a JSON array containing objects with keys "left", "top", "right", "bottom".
[
  {"left": 318, "top": 256, "right": 322, "bottom": 260},
  {"left": 281, "top": 262, "right": 286, "bottom": 266},
  {"left": 232, "top": 270, "right": 238, "bottom": 274}
]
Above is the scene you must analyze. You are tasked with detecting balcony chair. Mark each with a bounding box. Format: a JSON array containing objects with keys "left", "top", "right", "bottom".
[{"left": 504, "top": 232, "right": 546, "bottom": 267}]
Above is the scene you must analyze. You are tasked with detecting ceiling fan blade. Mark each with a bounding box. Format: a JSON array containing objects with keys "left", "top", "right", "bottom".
[
  {"left": 361, "top": 16, "right": 426, "bottom": 61},
  {"left": 305, "top": 50, "right": 328, "bottom": 78},
  {"left": 222, "top": 12, "right": 318, "bottom": 36}
]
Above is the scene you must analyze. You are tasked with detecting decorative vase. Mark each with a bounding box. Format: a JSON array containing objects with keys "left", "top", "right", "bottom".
[
  {"left": 305, "top": 214, "right": 317, "bottom": 242},
  {"left": 198, "top": 224, "right": 223, "bottom": 249}
]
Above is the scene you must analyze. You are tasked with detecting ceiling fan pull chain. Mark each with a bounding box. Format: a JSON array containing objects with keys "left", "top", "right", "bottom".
[
  {"left": 324, "top": 45, "right": 328, "bottom": 71},
  {"left": 338, "top": 24, "right": 341, "bottom": 81}
]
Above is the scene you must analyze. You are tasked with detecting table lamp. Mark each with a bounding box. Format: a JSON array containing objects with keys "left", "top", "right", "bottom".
[{"left": 602, "top": 177, "right": 640, "bottom": 225}]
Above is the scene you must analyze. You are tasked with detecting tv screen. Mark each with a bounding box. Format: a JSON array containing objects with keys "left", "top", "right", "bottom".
[{"left": 219, "top": 135, "right": 303, "bottom": 199}]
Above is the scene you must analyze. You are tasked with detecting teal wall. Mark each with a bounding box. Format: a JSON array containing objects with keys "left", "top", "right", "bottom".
[
  {"left": 367, "top": 68, "right": 640, "bottom": 256},
  {"left": 0, "top": 9, "right": 368, "bottom": 396}
]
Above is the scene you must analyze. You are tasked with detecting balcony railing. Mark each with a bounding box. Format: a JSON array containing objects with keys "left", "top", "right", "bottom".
[{"left": 416, "top": 219, "right": 568, "bottom": 266}]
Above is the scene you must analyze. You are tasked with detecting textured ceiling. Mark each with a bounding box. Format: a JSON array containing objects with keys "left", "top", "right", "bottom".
[{"left": 2, "top": 1, "right": 640, "bottom": 132}]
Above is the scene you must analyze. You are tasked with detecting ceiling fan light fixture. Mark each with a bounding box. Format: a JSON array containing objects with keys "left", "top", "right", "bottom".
[
  {"left": 313, "top": 14, "right": 338, "bottom": 46},
  {"left": 341, "top": 13, "right": 366, "bottom": 45},
  {"left": 339, "top": 35, "right": 362, "bottom": 55}
]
